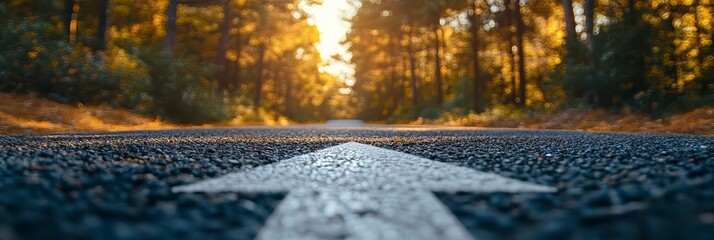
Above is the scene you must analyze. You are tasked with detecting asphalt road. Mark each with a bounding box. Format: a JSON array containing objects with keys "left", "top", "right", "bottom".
[{"left": 0, "top": 126, "right": 713, "bottom": 240}]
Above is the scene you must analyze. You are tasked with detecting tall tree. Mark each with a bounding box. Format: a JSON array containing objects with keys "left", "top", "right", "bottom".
[
  {"left": 504, "top": 0, "right": 518, "bottom": 104},
  {"left": 63, "top": 0, "right": 75, "bottom": 41},
  {"left": 216, "top": 0, "right": 231, "bottom": 91},
  {"left": 584, "top": 0, "right": 595, "bottom": 53},
  {"left": 584, "top": 0, "right": 597, "bottom": 104},
  {"left": 407, "top": 20, "right": 419, "bottom": 107},
  {"left": 514, "top": 0, "right": 527, "bottom": 106},
  {"left": 423, "top": 1, "right": 446, "bottom": 105},
  {"left": 94, "top": 0, "right": 109, "bottom": 51},
  {"left": 562, "top": 0, "right": 577, "bottom": 62},
  {"left": 254, "top": 43, "right": 266, "bottom": 110},
  {"left": 470, "top": 0, "right": 483, "bottom": 111},
  {"left": 434, "top": 24, "right": 444, "bottom": 104},
  {"left": 67, "top": 0, "right": 80, "bottom": 44},
  {"left": 388, "top": 35, "right": 401, "bottom": 115},
  {"left": 165, "top": 0, "right": 178, "bottom": 53},
  {"left": 232, "top": 13, "right": 242, "bottom": 91}
]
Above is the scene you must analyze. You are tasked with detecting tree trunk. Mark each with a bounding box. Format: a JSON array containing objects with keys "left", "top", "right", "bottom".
[
  {"left": 63, "top": 0, "right": 75, "bottom": 41},
  {"left": 584, "top": 0, "right": 595, "bottom": 54},
  {"left": 508, "top": 42, "right": 517, "bottom": 104},
  {"left": 94, "top": 0, "right": 109, "bottom": 51},
  {"left": 407, "top": 23, "right": 419, "bottom": 107},
  {"left": 693, "top": 0, "right": 708, "bottom": 93},
  {"left": 693, "top": 0, "right": 704, "bottom": 65},
  {"left": 433, "top": 24, "right": 444, "bottom": 105},
  {"left": 627, "top": 0, "right": 647, "bottom": 100},
  {"left": 388, "top": 36, "right": 399, "bottom": 115},
  {"left": 285, "top": 70, "right": 293, "bottom": 117},
  {"left": 400, "top": 50, "right": 409, "bottom": 107},
  {"left": 666, "top": 16, "right": 679, "bottom": 88},
  {"left": 440, "top": 24, "right": 449, "bottom": 91},
  {"left": 626, "top": 0, "right": 638, "bottom": 26},
  {"left": 216, "top": 0, "right": 231, "bottom": 91},
  {"left": 233, "top": 16, "right": 242, "bottom": 91},
  {"left": 470, "top": 1, "right": 482, "bottom": 111},
  {"left": 165, "top": 0, "right": 178, "bottom": 53},
  {"left": 504, "top": 0, "right": 517, "bottom": 104},
  {"left": 67, "top": 0, "right": 80, "bottom": 44},
  {"left": 562, "top": 0, "right": 576, "bottom": 41},
  {"left": 584, "top": 0, "right": 599, "bottom": 105},
  {"left": 562, "top": 0, "right": 577, "bottom": 63},
  {"left": 273, "top": 65, "right": 281, "bottom": 110},
  {"left": 514, "top": 0, "right": 527, "bottom": 106},
  {"left": 254, "top": 43, "right": 266, "bottom": 110}
]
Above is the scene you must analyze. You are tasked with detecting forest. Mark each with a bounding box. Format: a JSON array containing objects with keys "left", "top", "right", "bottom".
[{"left": 1, "top": 0, "right": 712, "bottom": 124}]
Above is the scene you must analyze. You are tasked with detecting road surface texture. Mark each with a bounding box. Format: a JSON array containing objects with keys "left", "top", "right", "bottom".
[{"left": 0, "top": 126, "right": 713, "bottom": 240}]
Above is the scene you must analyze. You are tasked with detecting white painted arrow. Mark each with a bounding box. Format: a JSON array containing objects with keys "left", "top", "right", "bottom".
[{"left": 172, "top": 142, "right": 555, "bottom": 240}]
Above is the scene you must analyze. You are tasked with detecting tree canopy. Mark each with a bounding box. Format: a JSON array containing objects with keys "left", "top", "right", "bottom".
[
  {"left": 349, "top": 0, "right": 713, "bottom": 120},
  {"left": 0, "top": 0, "right": 712, "bottom": 123}
]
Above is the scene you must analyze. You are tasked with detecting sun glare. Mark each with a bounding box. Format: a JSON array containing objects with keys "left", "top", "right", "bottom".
[{"left": 300, "top": 0, "right": 360, "bottom": 93}]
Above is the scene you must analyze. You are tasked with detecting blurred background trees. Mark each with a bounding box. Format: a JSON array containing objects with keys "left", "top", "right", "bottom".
[
  {"left": 0, "top": 0, "right": 337, "bottom": 123},
  {"left": 350, "top": 0, "right": 713, "bottom": 121},
  {"left": 0, "top": 0, "right": 712, "bottom": 124}
]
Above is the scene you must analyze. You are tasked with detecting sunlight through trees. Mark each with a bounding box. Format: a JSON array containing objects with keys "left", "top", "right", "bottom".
[{"left": 0, "top": 0, "right": 712, "bottom": 123}]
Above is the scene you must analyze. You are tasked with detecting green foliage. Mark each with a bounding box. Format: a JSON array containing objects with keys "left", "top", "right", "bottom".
[
  {"left": 353, "top": 0, "right": 714, "bottom": 122},
  {"left": 559, "top": 2, "right": 713, "bottom": 114},
  {"left": 0, "top": 18, "right": 153, "bottom": 111},
  {"left": 0, "top": 15, "right": 226, "bottom": 123},
  {"left": 4, "top": 0, "right": 713, "bottom": 125},
  {"left": 442, "top": 77, "right": 474, "bottom": 113},
  {"left": 0, "top": 0, "right": 334, "bottom": 124},
  {"left": 141, "top": 51, "right": 230, "bottom": 123}
]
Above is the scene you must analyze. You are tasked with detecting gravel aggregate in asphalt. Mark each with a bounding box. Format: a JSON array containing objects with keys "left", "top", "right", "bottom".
[{"left": 1, "top": 127, "right": 713, "bottom": 240}]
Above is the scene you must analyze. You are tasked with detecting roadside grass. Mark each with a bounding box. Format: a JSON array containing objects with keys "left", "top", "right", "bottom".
[
  {"left": 420, "top": 107, "right": 714, "bottom": 135},
  {"left": 0, "top": 93, "right": 292, "bottom": 134},
  {"left": 0, "top": 93, "right": 174, "bottom": 134},
  {"left": 1, "top": 93, "right": 712, "bottom": 135}
]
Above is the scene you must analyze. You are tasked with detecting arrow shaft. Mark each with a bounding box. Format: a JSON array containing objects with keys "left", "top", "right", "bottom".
[
  {"left": 172, "top": 142, "right": 555, "bottom": 240},
  {"left": 257, "top": 188, "right": 473, "bottom": 240}
]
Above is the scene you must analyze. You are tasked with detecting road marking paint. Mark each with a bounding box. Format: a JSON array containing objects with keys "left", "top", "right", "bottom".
[{"left": 173, "top": 142, "right": 555, "bottom": 240}]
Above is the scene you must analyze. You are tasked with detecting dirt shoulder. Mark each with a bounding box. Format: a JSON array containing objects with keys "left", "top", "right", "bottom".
[
  {"left": 2, "top": 93, "right": 712, "bottom": 135},
  {"left": 0, "top": 93, "right": 175, "bottom": 134},
  {"left": 419, "top": 108, "right": 714, "bottom": 135}
]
